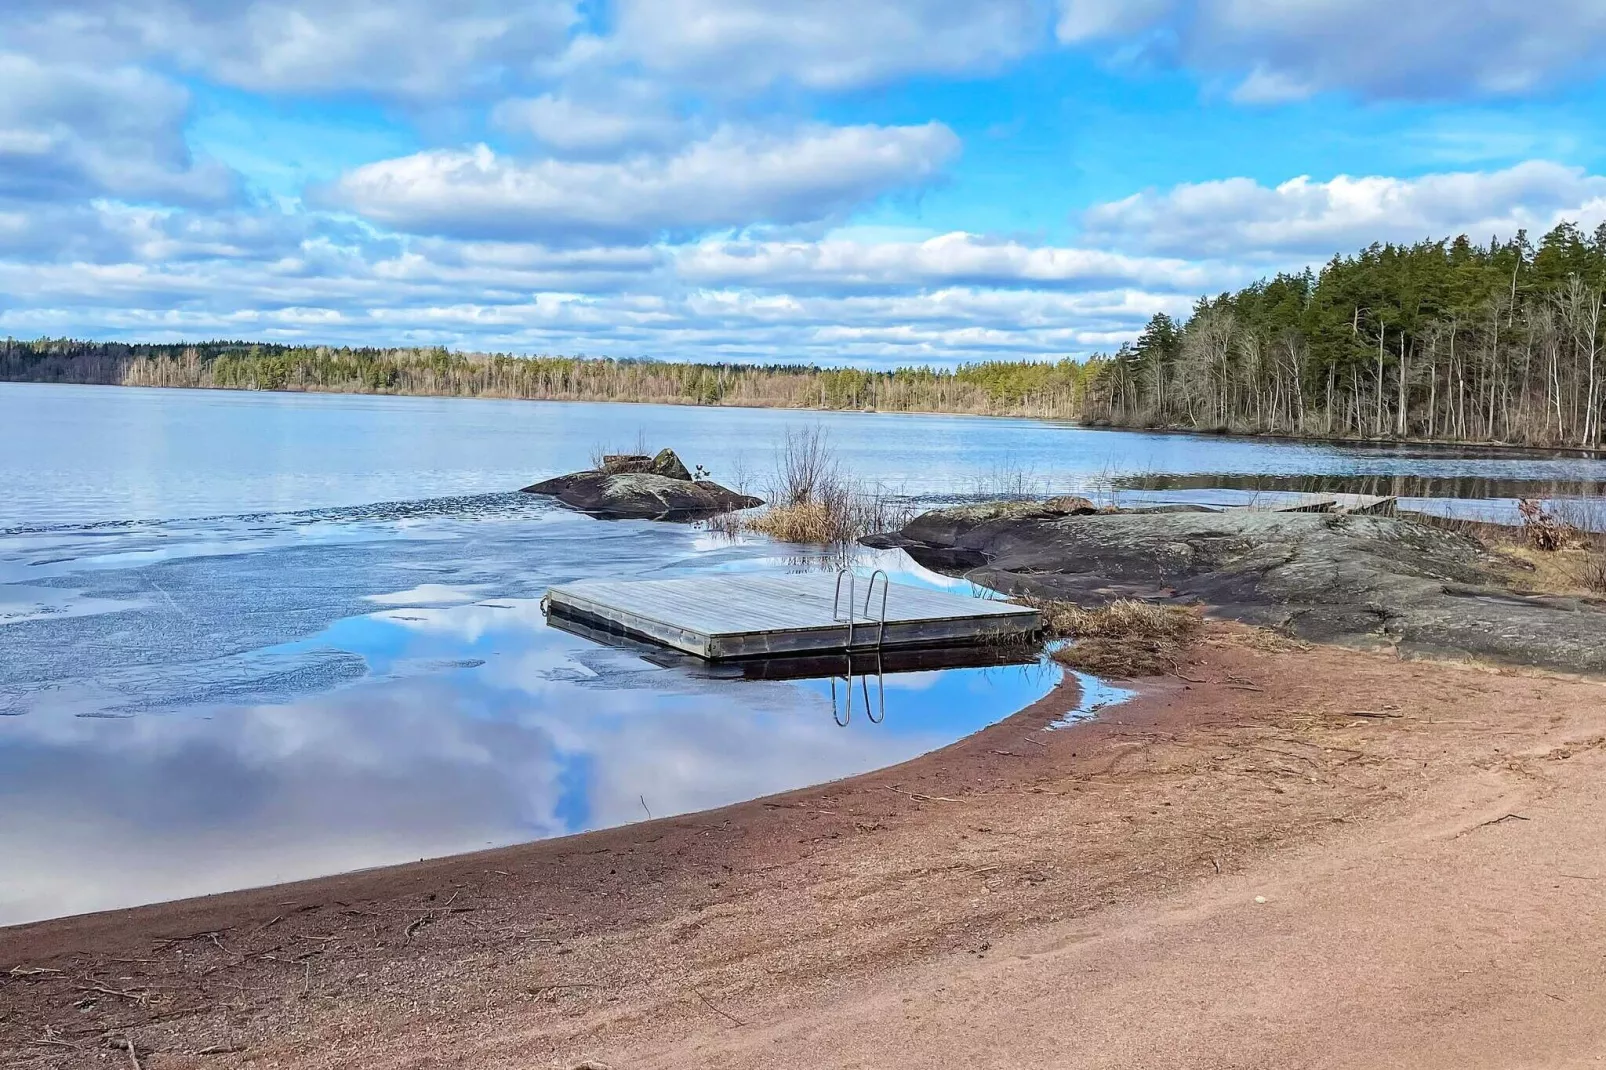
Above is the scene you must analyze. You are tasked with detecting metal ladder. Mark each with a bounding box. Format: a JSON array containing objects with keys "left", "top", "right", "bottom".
[
  {"left": 832, "top": 568, "right": 889, "bottom": 651},
  {"left": 829, "top": 568, "right": 889, "bottom": 727}
]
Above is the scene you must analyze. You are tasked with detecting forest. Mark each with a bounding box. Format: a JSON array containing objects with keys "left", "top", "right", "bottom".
[
  {"left": 1084, "top": 221, "right": 1606, "bottom": 448},
  {"left": 5, "top": 221, "right": 1604, "bottom": 447}
]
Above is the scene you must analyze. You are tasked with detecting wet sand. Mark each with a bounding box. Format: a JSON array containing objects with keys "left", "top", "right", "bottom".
[{"left": 6, "top": 623, "right": 1606, "bottom": 1068}]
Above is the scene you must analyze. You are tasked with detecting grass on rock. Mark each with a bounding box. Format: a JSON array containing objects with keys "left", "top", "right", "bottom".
[{"left": 1024, "top": 596, "right": 1202, "bottom": 679}]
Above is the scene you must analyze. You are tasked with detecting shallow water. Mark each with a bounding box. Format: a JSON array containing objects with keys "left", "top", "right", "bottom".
[
  {"left": 5, "top": 383, "right": 1606, "bottom": 925},
  {"left": 0, "top": 476, "right": 1059, "bottom": 924}
]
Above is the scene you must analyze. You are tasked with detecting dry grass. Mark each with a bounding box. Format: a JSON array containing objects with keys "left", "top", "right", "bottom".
[
  {"left": 744, "top": 493, "right": 911, "bottom": 545},
  {"left": 1021, "top": 596, "right": 1202, "bottom": 679},
  {"left": 716, "top": 426, "right": 913, "bottom": 546}
]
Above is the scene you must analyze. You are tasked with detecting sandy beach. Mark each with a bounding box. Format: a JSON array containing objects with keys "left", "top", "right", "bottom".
[{"left": 6, "top": 621, "right": 1606, "bottom": 1068}]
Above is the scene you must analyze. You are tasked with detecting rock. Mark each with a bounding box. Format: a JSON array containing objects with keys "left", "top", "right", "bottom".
[
  {"left": 1044, "top": 495, "right": 1100, "bottom": 515},
  {"left": 598, "top": 450, "right": 692, "bottom": 479},
  {"left": 876, "top": 505, "right": 1606, "bottom": 676},
  {"left": 895, "top": 497, "right": 1100, "bottom": 549},
  {"left": 650, "top": 448, "right": 693, "bottom": 481},
  {"left": 522, "top": 470, "right": 761, "bottom": 521},
  {"left": 601, "top": 454, "right": 653, "bottom": 474}
]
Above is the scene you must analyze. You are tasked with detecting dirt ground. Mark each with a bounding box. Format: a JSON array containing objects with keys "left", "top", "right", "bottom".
[{"left": 6, "top": 623, "right": 1606, "bottom": 1069}]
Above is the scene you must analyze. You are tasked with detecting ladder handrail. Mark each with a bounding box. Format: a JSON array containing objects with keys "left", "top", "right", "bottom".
[
  {"left": 862, "top": 569, "right": 889, "bottom": 650},
  {"left": 832, "top": 568, "right": 856, "bottom": 650},
  {"left": 835, "top": 567, "right": 890, "bottom": 651}
]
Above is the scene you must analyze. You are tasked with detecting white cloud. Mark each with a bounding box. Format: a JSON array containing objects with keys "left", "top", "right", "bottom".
[
  {"left": 676, "top": 232, "right": 1219, "bottom": 292},
  {"left": 594, "top": 0, "right": 1049, "bottom": 91},
  {"left": 4, "top": 0, "right": 579, "bottom": 98},
  {"left": 1081, "top": 162, "right": 1606, "bottom": 258},
  {"left": 1056, "top": 0, "right": 1606, "bottom": 101},
  {"left": 324, "top": 123, "right": 961, "bottom": 244},
  {"left": 0, "top": 53, "right": 235, "bottom": 205},
  {"left": 491, "top": 92, "right": 688, "bottom": 156}
]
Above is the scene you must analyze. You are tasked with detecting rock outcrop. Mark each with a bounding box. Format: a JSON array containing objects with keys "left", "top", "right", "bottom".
[
  {"left": 869, "top": 505, "right": 1606, "bottom": 675},
  {"left": 522, "top": 449, "right": 761, "bottom": 521}
]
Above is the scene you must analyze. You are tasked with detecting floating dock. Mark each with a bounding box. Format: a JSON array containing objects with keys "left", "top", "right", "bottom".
[{"left": 543, "top": 574, "right": 1040, "bottom": 660}]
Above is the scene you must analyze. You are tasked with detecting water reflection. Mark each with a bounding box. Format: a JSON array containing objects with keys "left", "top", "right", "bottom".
[
  {"left": 0, "top": 569, "right": 1062, "bottom": 926},
  {"left": 1110, "top": 471, "right": 1606, "bottom": 508}
]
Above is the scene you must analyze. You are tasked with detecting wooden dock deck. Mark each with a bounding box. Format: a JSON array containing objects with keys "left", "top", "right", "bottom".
[{"left": 543, "top": 574, "right": 1040, "bottom": 660}]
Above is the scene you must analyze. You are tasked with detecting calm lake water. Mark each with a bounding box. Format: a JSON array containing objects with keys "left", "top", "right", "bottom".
[{"left": 4, "top": 383, "right": 1606, "bottom": 926}]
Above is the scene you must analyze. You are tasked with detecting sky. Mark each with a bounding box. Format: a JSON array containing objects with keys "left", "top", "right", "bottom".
[{"left": 4, "top": 1, "right": 1606, "bottom": 368}]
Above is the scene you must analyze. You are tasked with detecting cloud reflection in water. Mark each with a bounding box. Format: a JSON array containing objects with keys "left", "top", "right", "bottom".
[{"left": 0, "top": 595, "right": 1061, "bottom": 925}]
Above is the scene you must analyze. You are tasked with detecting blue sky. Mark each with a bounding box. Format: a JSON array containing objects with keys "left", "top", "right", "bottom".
[{"left": 4, "top": 0, "right": 1606, "bottom": 367}]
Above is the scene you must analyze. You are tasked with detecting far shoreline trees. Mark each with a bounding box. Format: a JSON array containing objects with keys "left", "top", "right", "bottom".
[{"left": 5, "top": 221, "right": 1604, "bottom": 449}]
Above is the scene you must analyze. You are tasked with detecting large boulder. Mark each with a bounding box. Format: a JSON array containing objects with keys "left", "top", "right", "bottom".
[
  {"left": 868, "top": 505, "right": 1606, "bottom": 675},
  {"left": 522, "top": 470, "right": 761, "bottom": 521}
]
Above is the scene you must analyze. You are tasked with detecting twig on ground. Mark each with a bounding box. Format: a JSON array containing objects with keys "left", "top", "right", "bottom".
[
  {"left": 77, "top": 982, "right": 155, "bottom": 1005},
  {"left": 888, "top": 786, "right": 960, "bottom": 803},
  {"left": 118, "top": 1038, "right": 143, "bottom": 1070},
  {"left": 1463, "top": 812, "right": 1530, "bottom": 834},
  {"left": 1348, "top": 709, "right": 1404, "bottom": 719},
  {"left": 195, "top": 1044, "right": 247, "bottom": 1055},
  {"left": 29, "top": 1028, "right": 81, "bottom": 1050},
  {"left": 528, "top": 982, "right": 611, "bottom": 998},
  {"left": 404, "top": 890, "right": 461, "bottom": 939},
  {"left": 689, "top": 986, "right": 746, "bottom": 1027},
  {"left": 9, "top": 965, "right": 62, "bottom": 978},
  {"left": 1024, "top": 736, "right": 1048, "bottom": 748}
]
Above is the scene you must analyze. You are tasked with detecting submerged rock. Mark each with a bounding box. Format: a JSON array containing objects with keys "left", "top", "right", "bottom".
[
  {"left": 522, "top": 450, "right": 760, "bottom": 521},
  {"left": 872, "top": 505, "right": 1606, "bottom": 675}
]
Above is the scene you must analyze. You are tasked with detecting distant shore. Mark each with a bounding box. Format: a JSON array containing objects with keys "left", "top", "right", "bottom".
[{"left": 6, "top": 375, "right": 1605, "bottom": 461}]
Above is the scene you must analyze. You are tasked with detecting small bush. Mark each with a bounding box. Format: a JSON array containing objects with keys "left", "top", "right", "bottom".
[
  {"left": 1517, "top": 498, "right": 1569, "bottom": 552},
  {"left": 1574, "top": 551, "right": 1606, "bottom": 596}
]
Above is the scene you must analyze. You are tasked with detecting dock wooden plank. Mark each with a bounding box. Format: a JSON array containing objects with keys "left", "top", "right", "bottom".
[{"left": 544, "top": 574, "right": 1038, "bottom": 660}]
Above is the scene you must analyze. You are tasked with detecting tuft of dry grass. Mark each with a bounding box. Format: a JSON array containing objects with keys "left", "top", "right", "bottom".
[
  {"left": 715, "top": 426, "right": 913, "bottom": 546},
  {"left": 1020, "top": 596, "right": 1202, "bottom": 679}
]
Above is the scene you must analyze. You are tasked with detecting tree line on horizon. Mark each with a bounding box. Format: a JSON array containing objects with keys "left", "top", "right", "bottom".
[{"left": 5, "top": 221, "right": 1604, "bottom": 448}]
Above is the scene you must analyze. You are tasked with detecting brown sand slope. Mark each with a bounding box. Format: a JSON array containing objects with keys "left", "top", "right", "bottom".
[{"left": 5, "top": 624, "right": 1606, "bottom": 1068}]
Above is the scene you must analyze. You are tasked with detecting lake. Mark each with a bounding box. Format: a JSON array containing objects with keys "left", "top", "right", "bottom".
[{"left": 4, "top": 382, "right": 1605, "bottom": 926}]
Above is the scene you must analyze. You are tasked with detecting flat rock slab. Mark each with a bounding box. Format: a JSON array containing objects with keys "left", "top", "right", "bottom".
[{"left": 883, "top": 507, "right": 1606, "bottom": 675}]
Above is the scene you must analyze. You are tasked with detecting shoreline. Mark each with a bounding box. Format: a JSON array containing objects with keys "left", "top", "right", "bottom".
[
  {"left": 9, "top": 623, "right": 1606, "bottom": 1067},
  {"left": 7, "top": 377, "right": 1606, "bottom": 461}
]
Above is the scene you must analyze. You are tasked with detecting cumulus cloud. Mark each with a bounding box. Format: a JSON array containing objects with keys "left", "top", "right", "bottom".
[
  {"left": 594, "top": 0, "right": 1050, "bottom": 91},
  {"left": 4, "top": 0, "right": 579, "bottom": 98},
  {"left": 1081, "top": 162, "right": 1606, "bottom": 258},
  {"left": 1056, "top": 0, "right": 1606, "bottom": 101},
  {"left": 0, "top": 53, "right": 235, "bottom": 205},
  {"left": 675, "top": 232, "right": 1221, "bottom": 293},
  {"left": 324, "top": 123, "right": 961, "bottom": 244},
  {"left": 491, "top": 92, "right": 688, "bottom": 157}
]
